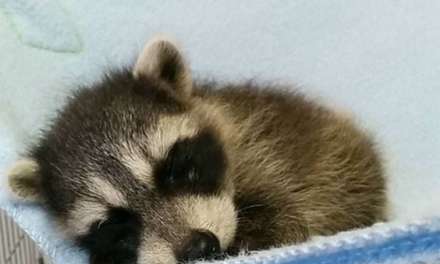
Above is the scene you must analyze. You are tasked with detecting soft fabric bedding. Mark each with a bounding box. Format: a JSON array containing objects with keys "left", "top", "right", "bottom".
[{"left": 0, "top": 1, "right": 439, "bottom": 263}]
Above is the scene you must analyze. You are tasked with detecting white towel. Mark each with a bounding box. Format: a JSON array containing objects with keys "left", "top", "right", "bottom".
[{"left": 0, "top": 0, "right": 82, "bottom": 52}]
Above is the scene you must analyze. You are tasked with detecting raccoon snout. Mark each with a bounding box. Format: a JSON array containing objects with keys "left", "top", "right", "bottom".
[{"left": 177, "top": 229, "right": 221, "bottom": 262}]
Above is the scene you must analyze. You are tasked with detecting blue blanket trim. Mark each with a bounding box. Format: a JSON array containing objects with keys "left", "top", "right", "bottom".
[
  {"left": 215, "top": 220, "right": 440, "bottom": 264},
  {"left": 281, "top": 229, "right": 440, "bottom": 264}
]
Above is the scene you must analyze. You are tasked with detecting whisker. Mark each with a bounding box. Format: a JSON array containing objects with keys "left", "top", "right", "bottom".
[{"left": 237, "top": 204, "right": 265, "bottom": 213}]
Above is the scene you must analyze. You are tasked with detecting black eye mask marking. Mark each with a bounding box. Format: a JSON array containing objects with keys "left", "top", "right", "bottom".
[
  {"left": 78, "top": 207, "right": 142, "bottom": 264},
  {"left": 155, "top": 130, "right": 227, "bottom": 196}
]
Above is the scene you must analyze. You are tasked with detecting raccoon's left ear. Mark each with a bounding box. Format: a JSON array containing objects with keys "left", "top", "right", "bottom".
[
  {"left": 133, "top": 35, "right": 192, "bottom": 97},
  {"left": 6, "top": 159, "right": 43, "bottom": 203}
]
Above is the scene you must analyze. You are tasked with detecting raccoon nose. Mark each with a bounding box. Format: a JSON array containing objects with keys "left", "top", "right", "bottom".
[{"left": 179, "top": 230, "right": 221, "bottom": 262}]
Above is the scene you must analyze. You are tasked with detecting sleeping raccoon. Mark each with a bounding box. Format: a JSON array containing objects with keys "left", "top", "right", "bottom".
[{"left": 7, "top": 36, "right": 386, "bottom": 264}]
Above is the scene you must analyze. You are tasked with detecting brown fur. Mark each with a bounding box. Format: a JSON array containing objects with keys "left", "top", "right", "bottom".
[
  {"left": 189, "top": 82, "right": 386, "bottom": 250},
  {"left": 7, "top": 36, "right": 386, "bottom": 263}
]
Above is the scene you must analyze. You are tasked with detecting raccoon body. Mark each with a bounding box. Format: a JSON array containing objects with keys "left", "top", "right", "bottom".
[{"left": 7, "top": 36, "right": 386, "bottom": 264}]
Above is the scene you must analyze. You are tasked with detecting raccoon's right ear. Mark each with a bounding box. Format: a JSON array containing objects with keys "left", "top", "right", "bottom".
[
  {"left": 6, "top": 159, "right": 43, "bottom": 203},
  {"left": 133, "top": 35, "right": 192, "bottom": 97}
]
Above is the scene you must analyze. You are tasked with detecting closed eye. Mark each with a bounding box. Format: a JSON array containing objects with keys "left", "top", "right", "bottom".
[{"left": 78, "top": 207, "right": 142, "bottom": 264}]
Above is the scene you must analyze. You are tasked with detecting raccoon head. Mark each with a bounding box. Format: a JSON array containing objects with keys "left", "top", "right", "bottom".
[{"left": 7, "top": 36, "right": 237, "bottom": 264}]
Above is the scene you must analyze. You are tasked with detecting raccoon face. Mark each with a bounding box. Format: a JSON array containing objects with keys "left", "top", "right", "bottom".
[{"left": 7, "top": 36, "right": 237, "bottom": 264}]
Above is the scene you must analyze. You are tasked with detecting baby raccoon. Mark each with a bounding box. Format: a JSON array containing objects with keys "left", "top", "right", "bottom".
[{"left": 7, "top": 36, "right": 386, "bottom": 264}]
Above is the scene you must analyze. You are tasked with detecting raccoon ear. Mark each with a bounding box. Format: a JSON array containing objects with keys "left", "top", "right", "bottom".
[
  {"left": 133, "top": 35, "right": 192, "bottom": 97},
  {"left": 7, "top": 159, "right": 43, "bottom": 202}
]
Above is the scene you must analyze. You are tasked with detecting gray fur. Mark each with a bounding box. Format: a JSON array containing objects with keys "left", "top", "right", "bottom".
[{"left": 8, "top": 37, "right": 386, "bottom": 263}]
